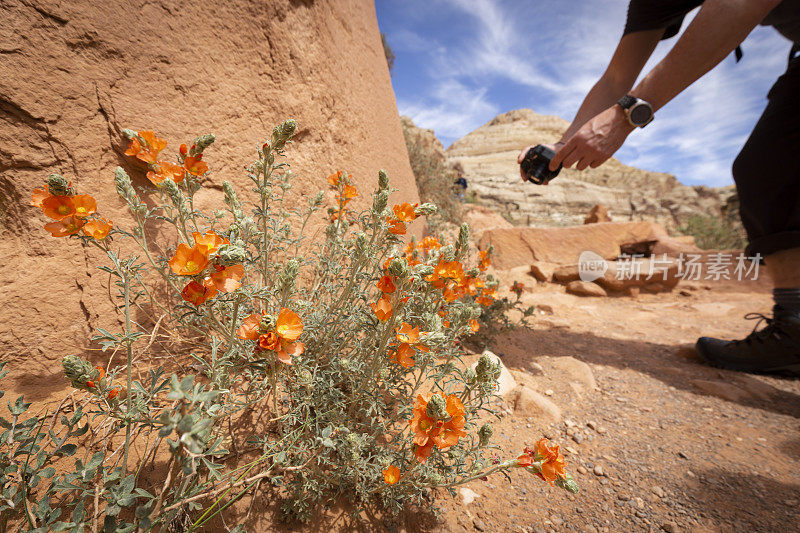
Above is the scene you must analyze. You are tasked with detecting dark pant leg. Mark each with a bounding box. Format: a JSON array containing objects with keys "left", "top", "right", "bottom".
[{"left": 733, "top": 57, "right": 800, "bottom": 257}]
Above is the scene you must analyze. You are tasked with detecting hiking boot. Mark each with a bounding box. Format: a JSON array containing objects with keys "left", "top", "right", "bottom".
[{"left": 695, "top": 313, "right": 800, "bottom": 375}]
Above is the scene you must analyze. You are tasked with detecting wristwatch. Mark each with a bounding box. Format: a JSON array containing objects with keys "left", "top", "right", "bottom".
[{"left": 617, "top": 95, "right": 654, "bottom": 128}]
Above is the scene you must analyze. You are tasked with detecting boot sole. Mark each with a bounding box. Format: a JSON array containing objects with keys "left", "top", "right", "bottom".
[{"left": 695, "top": 343, "right": 800, "bottom": 377}]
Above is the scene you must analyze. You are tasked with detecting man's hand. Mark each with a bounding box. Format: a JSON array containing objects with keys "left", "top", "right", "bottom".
[{"left": 550, "top": 105, "right": 635, "bottom": 171}]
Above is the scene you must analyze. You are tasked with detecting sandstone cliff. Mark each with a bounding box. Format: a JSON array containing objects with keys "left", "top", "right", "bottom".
[
  {"left": 0, "top": 0, "right": 418, "bottom": 367},
  {"left": 446, "top": 109, "right": 735, "bottom": 230}
]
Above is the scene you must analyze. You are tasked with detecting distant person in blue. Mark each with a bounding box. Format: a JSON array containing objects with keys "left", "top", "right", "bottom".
[
  {"left": 455, "top": 171, "right": 468, "bottom": 200},
  {"left": 519, "top": 0, "right": 800, "bottom": 375}
]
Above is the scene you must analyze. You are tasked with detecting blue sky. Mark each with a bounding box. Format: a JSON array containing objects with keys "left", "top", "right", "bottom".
[{"left": 376, "top": 0, "right": 792, "bottom": 187}]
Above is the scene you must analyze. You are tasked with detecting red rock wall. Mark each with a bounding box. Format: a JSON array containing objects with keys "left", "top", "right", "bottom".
[{"left": 0, "top": 0, "right": 418, "bottom": 372}]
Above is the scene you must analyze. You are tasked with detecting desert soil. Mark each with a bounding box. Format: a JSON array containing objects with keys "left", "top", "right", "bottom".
[{"left": 424, "top": 274, "right": 800, "bottom": 533}]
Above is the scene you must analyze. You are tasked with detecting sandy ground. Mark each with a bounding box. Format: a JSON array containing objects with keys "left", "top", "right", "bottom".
[{"left": 426, "top": 275, "right": 800, "bottom": 533}]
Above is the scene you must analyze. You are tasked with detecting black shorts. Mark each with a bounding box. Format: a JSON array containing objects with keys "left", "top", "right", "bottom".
[{"left": 733, "top": 48, "right": 800, "bottom": 257}]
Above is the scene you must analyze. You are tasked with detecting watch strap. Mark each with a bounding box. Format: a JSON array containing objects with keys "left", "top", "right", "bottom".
[{"left": 618, "top": 94, "right": 636, "bottom": 109}]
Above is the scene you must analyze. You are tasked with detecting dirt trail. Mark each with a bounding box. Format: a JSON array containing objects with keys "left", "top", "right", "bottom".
[{"left": 432, "top": 275, "right": 800, "bottom": 533}]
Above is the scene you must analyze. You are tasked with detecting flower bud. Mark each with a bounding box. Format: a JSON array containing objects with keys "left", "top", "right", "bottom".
[
  {"left": 121, "top": 129, "right": 137, "bottom": 140},
  {"left": 297, "top": 368, "right": 313, "bottom": 389},
  {"left": 355, "top": 232, "right": 368, "bottom": 255},
  {"left": 466, "top": 267, "right": 480, "bottom": 278},
  {"left": 223, "top": 180, "right": 242, "bottom": 212},
  {"left": 464, "top": 367, "right": 477, "bottom": 385},
  {"left": 215, "top": 243, "right": 247, "bottom": 266},
  {"left": 415, "top": 203, "right": 438, "bottom": 216},
  {"left": 311, "top": 191, "right": 324, "bottom": 207},
  {"left": 271, "top": 119, "right": 297, "bottom": 151},
  {"left": 555, "top": 473, "right": 580, "bottom": 494},
  {"left": 455, "top": 223, "right": 470, "bottom": 258},
  {"left": 413, "top": 264, "right": 434, "bottom": 278},
  {"left": 476, "top": 353, "right": 500, "bottom": 385},
  {"left": 425, "top": 394, "right": 450, "bottom": 422},
  {"left": 478, "top": 423, "right": 493, "bottom": 447},
  {"left": 441, "top": 244, "right": 455, "bottom": 262},
  {"left": 114, "top": 167, "right": 143, "bottom": 211},
  {"left": 47, "top": 174, "right": 73, "bottom": 196},
  {"left": 260, "top": 314, "right": 277, "bottom": 332},
  {"left": 277, "top": 259, "right": 300, "bottom": 294},
  {"left": 162, "top": 179, "right": 187, "bottom": 214},
  {"left": 372, "top": 190, "right": 389, "bottom": 214},
  {"left": 190, "top": 134, "right": 216, "bottom": 155},
  {"left": 387, "top": 257, "right": 408, "bottom": 279},
  {"left": 378, "top": 169, "right": 389, "bottom": 190},
  {"left": 62, "top": 355, "right": 91, "bottom": 383}
]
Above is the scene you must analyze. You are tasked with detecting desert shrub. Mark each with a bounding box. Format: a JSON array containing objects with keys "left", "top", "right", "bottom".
[
  {"left": 2, "top": 121, "right": 577, "bottom": 531},
  {"left": 381, "top": 32, "right": 395, "bottom": 73},
  {"left": 678, "top": 213, "right": 747, "bottom": 250},
  {"left": 401, "top": 122, "right": 462, "bottom": 229}
]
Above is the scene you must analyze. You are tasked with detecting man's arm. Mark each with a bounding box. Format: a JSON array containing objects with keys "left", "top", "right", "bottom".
[
  {"left": 551, "top": 0, "right": 782, "bottom": 172},
  {"left": 518, "top": 29, "right": 661, "bottom": 178}
]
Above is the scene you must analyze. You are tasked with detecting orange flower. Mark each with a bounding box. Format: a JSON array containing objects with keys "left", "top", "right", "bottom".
[
  {"left": 409, "top": 393, "right": 467, "bottom": 463},
  {"left": 184, "top": 155, "right": 208, "bottom": 176},
  {"left": 236, "top": 313, "right": 263, "bottom": 340},
  {"left": 469, "top": 319, "right": 479, "bottom": 333},
  {"left": 395, "top": 323, "right": 420, "bottom": 345},
  {"left": 419, "top": 236, "right": 441, "bottom": 251},
  {"left": 125, "top": 131, "right": 167, "bottom": 163},
  {"left": 147, "top": 161, "right": 186, "bottom": 185},
  {"left": 383, "top": 465, "right": 401, "bottom": 485},
  {"left": 193, "top": 231, "right": 228, "bottom": 256},
  {"left": 517, "top": 438, "right": 567, "bottom": 485},
  {"left": 44, "top": 215, "right": 86, "bottom": 237},
  {"left": 328, "top": 170, "right": 348, "bottom": 188},
  {"left": 95, "top": 366, "right": 105, "bottom": 379},
  {"left": 392, "top": 203, "right": 417, "bottom": 222},
  {"left": 370, "top": 296, "right": 393, "bottom": 321},
  {"left": 259, "top": 332, "right": 280, "bottom": 351},
  {"left": 336, "top": 184, "right": 359, "bottom": 205},
  {"left": 276, "top": 308, "right": 303, "bottom": 341},
  {"left": 31, "top": 187, "right": 50, "bottom": 208},
  {"left": 479, "top": 250, "right": 491, "bottom": 271},
  {"left": 179, "top": 143, "right": 188, "bottom": 156},
  {"left": 41, "top": 195, "right": 76, "bottom": 220},
  {"left": 86, "top": 380, "right": 95, "bottom": 389},
  {"left": 387, "top": 218, "right": 406, "bottom": 235},
  {"left": 276, "top": 340, "right": 304, "bottom": 365},
  {"left": 107, "top": 387, "right": 121, "bottom": 400},
  {"left": 181, "top": 280, "right": 217, "bottom": 306},
  {"left": 205, "top": 264, "right": 244, "bottom": 293},
  {"left": 169, "top": 243, "right": 209, "bottom": 276},
  {"left": 377, "top": 275, "right": 396, "bottom": 294},
  {"left": 83, "top": 218, "right": 113, "bottom": 240},
  {"left": 390, "top": 343, "right": 415, "bottom": 368},
  {"left": 71, "top": 195, "right": 97, "bottom": 218}
]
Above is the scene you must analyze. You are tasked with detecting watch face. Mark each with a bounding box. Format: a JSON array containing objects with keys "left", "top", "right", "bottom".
[{"left": 630, "top": 103, "right": 653, "bottom": 125}]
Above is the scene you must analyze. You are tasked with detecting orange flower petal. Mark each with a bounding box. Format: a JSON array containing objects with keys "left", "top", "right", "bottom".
[
  {"left": 383, "top": 465, "right": 401, "bottom": 485},
  {"left": 44, "top": 215, "right": 85, "bottom": 237},
  {"left": 276, "top": 308, "right": 303, "bottom": 341},
  {"left": 236, "top": 313, "right": 262, "bottom": 340},
  {"left": 41, "top": 195, "right": 76, "bottom": 220},
  {"left": 169, "top": 243, "right": 209, "bottom": 276}
]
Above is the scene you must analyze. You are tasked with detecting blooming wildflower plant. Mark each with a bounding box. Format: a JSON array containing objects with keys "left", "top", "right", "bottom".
[{"left": 3, "top": 120, "right": 575, "bottom": 532}]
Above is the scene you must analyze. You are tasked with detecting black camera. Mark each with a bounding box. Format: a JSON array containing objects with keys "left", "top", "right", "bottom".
[{"left": 520, "top": 144, "right": 562, "bottom": 185}]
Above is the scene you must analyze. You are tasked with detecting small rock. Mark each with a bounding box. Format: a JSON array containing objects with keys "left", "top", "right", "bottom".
[
  {"left": 635, "top": 497, "right": 645, "bottom": 509},
  {"left": 528, "top": 362, "right": 545, "bottom": 375},
  {"left": 460, "top": 487, "right": 480, "bottom": 505},
  {"left": 572, "top": 433, "right": 584, "bottom": 444},
  {"left": 473, "top": 518, "right": 487, "bottom": 531},
  {"left": 565, "top": 446, "right": 579, "bottom": 455},
  {"left": 652, "top": 486, "right": 666, "bottom": 498},
  {"left": 513, "top": 386, "right": 562, "bottom": 423},
  {"left": 566, "top": 280, "right": 608, "bottom": 297},
  {"left": 593, "top": 465, "right": 604, "bottom": 476},
  {"left": 677, "top": 451, "right": 688, "bottom": 459},
  {"left": 545, "top": 389, "right": 554, "bottom": 396},
  {"left": 577, "top": 466, "right": 588, "bottom": 475},
  {"left": 530, "top": 262, "right": 558, "bottom": 282},
  {"left": 661, "top": 522, "right": 679, "bottom": 533},
  {"left": 565, "top": 419, "right": 577, "bottom": 428},
  {"left": 586, "top": 421, "right": 597, "bottom": 430},
  {"left": 618, "top": 494, "right": 630, "bottom": 501},
  {"left": 596, "top": 426, "right": 607, "bottom": 434}
]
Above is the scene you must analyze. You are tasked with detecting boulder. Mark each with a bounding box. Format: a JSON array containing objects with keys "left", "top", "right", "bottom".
[
  {"left": 478, "top": 221, "right": 669, "bottom": 268},
  {"left": 0, "top": 0, "right": 420, "bottom": 367},
  {"left": 461, "top": 204, "right": 513, "bottom": 240},
  {"left": 529, "top": 261, "right": 558, "bottom": 282},
  {"left": 513, "top": 386, "right": 562, "bottom": 423},
  {"left": 566, "top": 280, "right": 608, "bottom": 297},
  {"left": 584, "top": 204, "right": 612, "bottom": 224},
  {"left": 548, "top": 357, "right": 597, "bottom": 390},
  {"left": 594, "top": 257, "right": 682, "bottom": 293}
]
